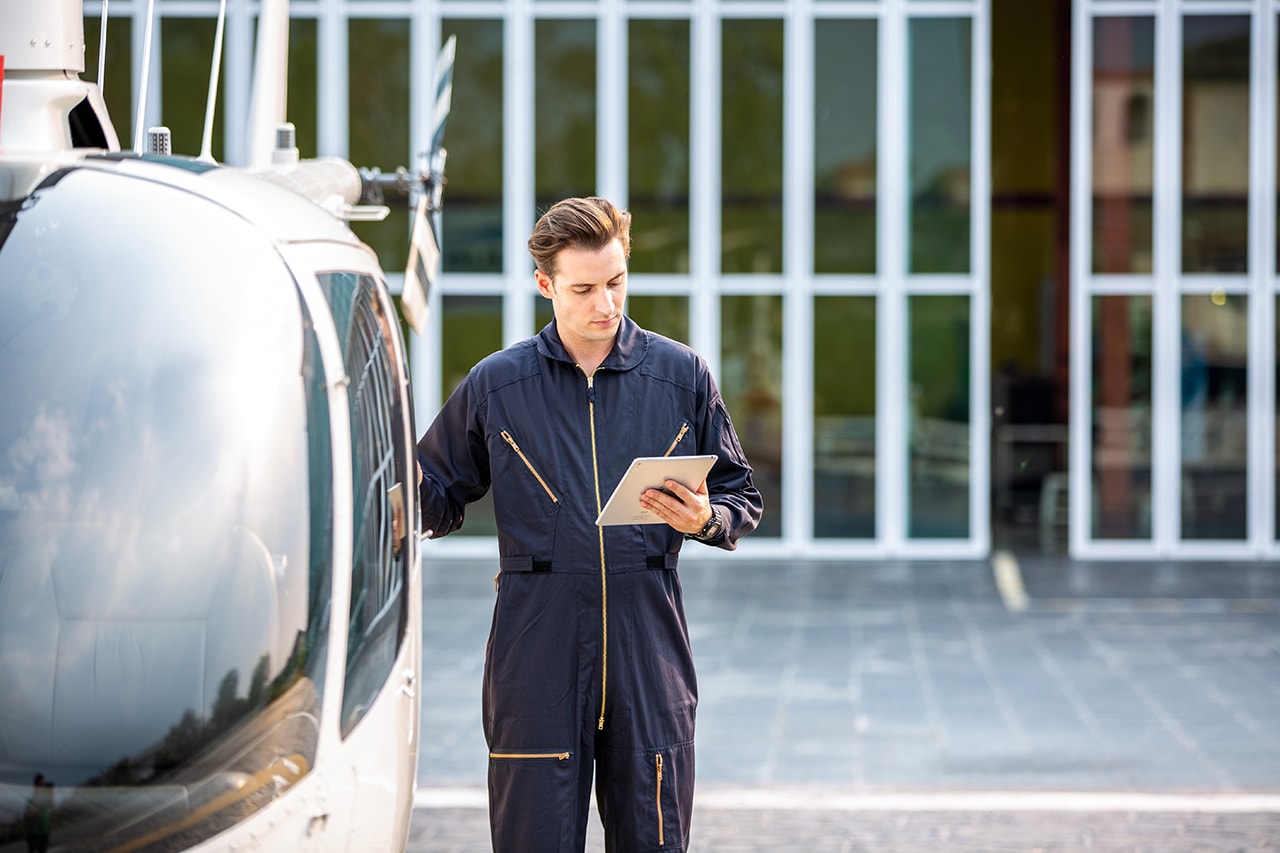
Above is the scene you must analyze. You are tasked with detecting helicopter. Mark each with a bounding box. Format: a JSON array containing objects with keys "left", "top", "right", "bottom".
[{"left": 0, "top": 0, "right": 450, "bottom": 849}]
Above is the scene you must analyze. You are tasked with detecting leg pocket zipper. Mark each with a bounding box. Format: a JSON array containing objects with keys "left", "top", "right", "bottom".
[
  {"left": 489, "top": 751, "right": 571, "bottom": 761},
  {"left": 655, "top": 752, "right": 665, "bottom": 846}
]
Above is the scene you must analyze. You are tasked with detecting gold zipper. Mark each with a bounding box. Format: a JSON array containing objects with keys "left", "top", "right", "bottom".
[
  {"left": 489, "top": 751, "right": 571, "bottom": 761},
  {"left": 663, "top": 422, "right": 690, "bottom": 457},
  {"left": 585, "top": 371, "right": 608, "bottom": 731},
  {"left": 655, "top": 753, "right": 665, "bottom": 846},
  {"left": 500, "top": 429, "right": 559, "bottom": 503}
]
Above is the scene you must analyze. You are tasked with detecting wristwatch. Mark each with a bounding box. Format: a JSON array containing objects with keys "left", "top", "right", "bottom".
[{"left": 687, "top": 505, "right": 724, "bottom": 542}]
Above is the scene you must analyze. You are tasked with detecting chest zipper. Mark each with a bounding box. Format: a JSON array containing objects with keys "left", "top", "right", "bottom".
[
  {"left": 663, "top": 422, "right": 690, "bottom": 457},
  {"left": 585, "top": 371, "right": 608, "bottom": 731},
  {"left": 500, "top": 429, "right": 559, "bottom": 503}
]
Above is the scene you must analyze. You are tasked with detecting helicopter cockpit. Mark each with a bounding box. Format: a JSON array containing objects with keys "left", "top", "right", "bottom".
[{"left": 0, "top": 163, "right": 335, "bottom": 850}]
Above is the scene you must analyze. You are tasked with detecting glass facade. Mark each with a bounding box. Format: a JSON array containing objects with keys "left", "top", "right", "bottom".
[
  {"left": 1091, "top": 16, "right": 1155, "bottom": 274},
  {"left": 85, "top": 0, "right": 1280, "bottom": 559}
]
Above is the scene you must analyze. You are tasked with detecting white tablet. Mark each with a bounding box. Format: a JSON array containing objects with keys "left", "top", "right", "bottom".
[{"left": 595, "top": 455, "right": 718, "bottom": 527}]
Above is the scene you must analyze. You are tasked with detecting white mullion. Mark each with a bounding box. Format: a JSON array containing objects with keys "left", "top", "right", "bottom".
[
  {"left": 1153, "top": 2, "right": 1181, "bottom": 553},
  {"left": 690, "top": 2, "right": 719, "bottom": 374},
  {"left": 969, "top": 0, "right": 991, "bottom": 555},
  {"left": 878, "top": 0, "right": 907, "bottom": 553},
  {"left": 1251, "top": 0, "right": 1277, "bottom": 551},
  {"left": 1069, "top": 1, "right": 1093, "bottom": 556},
  {"left": 318, "top": 0, "right": 346, "bottom": 158},
  {"left": 784, "top": 2, "right": 814, "bottom": 545},
  {"left": 222, "top": 0, "right": 250, "bottom": 165},
  {"left": 504, "top": 2, "right": 535, "bottom": 346},
  {"left": 598, "top": 1, "right": 625, "bottom": 205}
]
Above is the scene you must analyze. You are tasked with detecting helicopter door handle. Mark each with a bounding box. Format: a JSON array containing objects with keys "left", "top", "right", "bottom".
[{"left": 401, "top": 668, "right": 416, "bottom": 698}]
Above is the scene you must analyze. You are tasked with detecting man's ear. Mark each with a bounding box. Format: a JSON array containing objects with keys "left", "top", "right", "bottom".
[{"left": 534, "top": 268, "right": 555, "bottom": 298}]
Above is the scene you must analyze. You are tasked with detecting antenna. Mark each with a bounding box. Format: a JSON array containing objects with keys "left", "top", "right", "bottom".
[
  {"left": 97, "top": 0, "right": 109, "bottom": 96},
  {"left": 246, "top": 0, "right": 290, "bottom": 169},
  {"left": 199, "top": 0, "right": 229, "bottom": 162},
  {"left": 132, "top": 0, "right": 157, "bottom": 154}
]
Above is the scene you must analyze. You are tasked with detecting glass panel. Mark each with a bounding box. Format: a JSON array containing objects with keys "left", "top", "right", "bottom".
[
  {"left": 82, "top": 15, "right": 132, "bottom": 136},
  {"left": 1181, "top": 293, "right": 1248, "bottom": 540},
  {"left": 814, "top": 19, "right": 878, "bottom": 274},
  {"left": 1091, "top": 295, "right": 1153, "bottom": 539},
  {"left": 721, "top": 295, "right": 783, "bottom": 537},
  {"left": 320, "top": 275, "right": 411, "bottom": 737},
  {"left": 908, "top": 296, "right": 970, "bottom": 537},
  {"left": 627, "top": 295, "right": 690, "bottom": 345},
  {"left": 814, "top": 297, "right": 876, "bottom": 538},
  {"left": 1182, "top": 16, "right": 1250, "bottom": 274},
  {"left": 442, "top": 296, "right": 503, "bottom": 536},
  {"left": 443, "top": 19, "right": 504, "bottom": 273},
  {"left": 160, "top": 18, "right": 223, "bottom": 160},
  {"left": 536, "top": 19, "right": 597, "bottom": 212},
  {"left": 287, "top": 17, "right": 319, "bottom": 158},
  {"left": 629, "top": 19, "right": 691, "bottom": 274},
  {"left": 349, "top": 19, "right": 411, "bottom": 271},
  {"left": 1092, "top": 16, "right": 1155, "bottom": 274},
  {"left": 721, "top": 20, "right": 784, "bottom": 274},
  {"left": 0, "top": 168, "right": 329, "bottom": 847},
  {"left": 909, "top": 18, "right": 972, "bottom": 274}
]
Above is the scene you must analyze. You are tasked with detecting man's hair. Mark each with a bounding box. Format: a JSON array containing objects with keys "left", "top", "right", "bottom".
[{"left": 528, "top": 197, "right": 631, "bottom": 278}]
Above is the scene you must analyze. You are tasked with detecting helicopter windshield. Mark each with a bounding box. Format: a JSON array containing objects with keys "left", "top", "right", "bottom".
[{"left": 0, "top": 165, "right": 333, "bottom": 850}]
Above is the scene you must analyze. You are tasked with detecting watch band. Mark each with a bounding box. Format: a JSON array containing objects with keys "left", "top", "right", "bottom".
[{"left": 688, "top": 505, "right": 723, "bottom": 542}]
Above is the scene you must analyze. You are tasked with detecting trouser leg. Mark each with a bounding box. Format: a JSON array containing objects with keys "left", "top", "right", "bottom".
[{"left": 597, "top": 738, "right": 695, "bottom": 853}]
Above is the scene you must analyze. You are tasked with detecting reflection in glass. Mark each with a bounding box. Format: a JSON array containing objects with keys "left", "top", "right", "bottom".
[
  {"left": 0, "top": 169, "right": 329, "bottom": 848},
  {"left": 321, "top": 275, "right": 412, "bottom": 736},
  {"left": 814, "top": 19, "right": 878, "bottom": 274},
  {"left": 814, "top": 297, "right": 876, "bottom": 538},
  {"left": 349, "top": 19, "right": 411, "bottom": 270},
  {"left": 629, "top": 20, "right": 691, "bottom": 274},
  {"left": 161, "top": 18, "right": 223, "bottom": 160},
  {"left": 536, "top": 20, "right": 597, "bottom": 212},
  {"left": 1181, "top": 293, "right": 1248, "bottom": 540},
  {"left": 721, "top": 20, "right": 784, "bottom": 274},
  {"left": 1183, "top": 16, "right": 1250, "bottom": 274},
  {"left": 909, "top": 18, "right": 971, "bottom": 274},
  {"left": 721, "top": 296, "right": 783, "bottom": 537},
  {"left": 908, "top": 296, "right": 970, "bottom": 537},
  {"left": 443, "top": 19, "right": 504, "bottom": 273},
  {"left": 1091, "top": 295, "right": 1153, "bottom": 539},
  {"left": 1092, "top": 16, "right": 1155, "bottom": 274},
  {"left": 628, "top": 295, "right": 690, "bottom": 345},
  {"left": 443, "top": 296, "right": 503, "bottom": 536}
]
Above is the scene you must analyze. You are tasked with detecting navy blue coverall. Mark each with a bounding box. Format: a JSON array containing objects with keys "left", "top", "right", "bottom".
[{"left": 417, "top": 316, "right": 762, "bottom": 852}]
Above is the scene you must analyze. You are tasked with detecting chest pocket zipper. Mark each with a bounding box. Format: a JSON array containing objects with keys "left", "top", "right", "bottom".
[
  {"left": 663, "top": 422, "right": 691, "bottom": 457},
  {"left": 500, "top": 429, "right": 559, "bottom": 503}
]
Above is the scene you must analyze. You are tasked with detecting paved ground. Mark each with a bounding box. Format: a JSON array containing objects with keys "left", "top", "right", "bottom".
[{"left": 410, "top": 553, "right": 1280, "bottom": 851}]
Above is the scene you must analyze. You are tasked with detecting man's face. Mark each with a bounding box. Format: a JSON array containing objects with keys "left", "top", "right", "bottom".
[{"left": 535, "top": 239, "right": 628, "bottom": 354}]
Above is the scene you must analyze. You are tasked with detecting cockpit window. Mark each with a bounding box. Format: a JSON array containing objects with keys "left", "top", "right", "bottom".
[
  {"left": 317, "top": 273, "right": 411, "bottom": 739},
  {"left": 0, "top": 167, "right": 333, "bottom": 850}
]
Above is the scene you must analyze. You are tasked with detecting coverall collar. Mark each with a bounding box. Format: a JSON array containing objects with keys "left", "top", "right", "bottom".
[{"left": 537, "top": 315, "right": 648, "bottom": 373}]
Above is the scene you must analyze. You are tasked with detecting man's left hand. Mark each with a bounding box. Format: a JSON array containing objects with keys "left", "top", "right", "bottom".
[{"left": 640, "top": 478, "right": 712, "bottom": 535}]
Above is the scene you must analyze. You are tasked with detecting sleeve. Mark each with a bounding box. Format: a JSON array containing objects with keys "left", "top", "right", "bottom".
[
  {"left": 696, "top": 364, "right": 764, "bottom": 550},
  {"left": 416, "top": 373, "right": 492, "bottom": 538}
]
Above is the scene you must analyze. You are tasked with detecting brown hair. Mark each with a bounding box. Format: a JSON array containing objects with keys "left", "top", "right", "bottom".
[{"left": 527, "top": 197, "right": 632, "bottom": 278}]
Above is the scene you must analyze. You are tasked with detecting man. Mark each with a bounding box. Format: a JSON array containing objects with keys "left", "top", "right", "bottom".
[{"left": 417, "top": 196, "right": 762, "bottom": 852}]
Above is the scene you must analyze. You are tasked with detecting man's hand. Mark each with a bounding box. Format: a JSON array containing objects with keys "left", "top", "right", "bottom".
[{"left": 640, "top": 478, "right": 712, "bottom": 535}]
